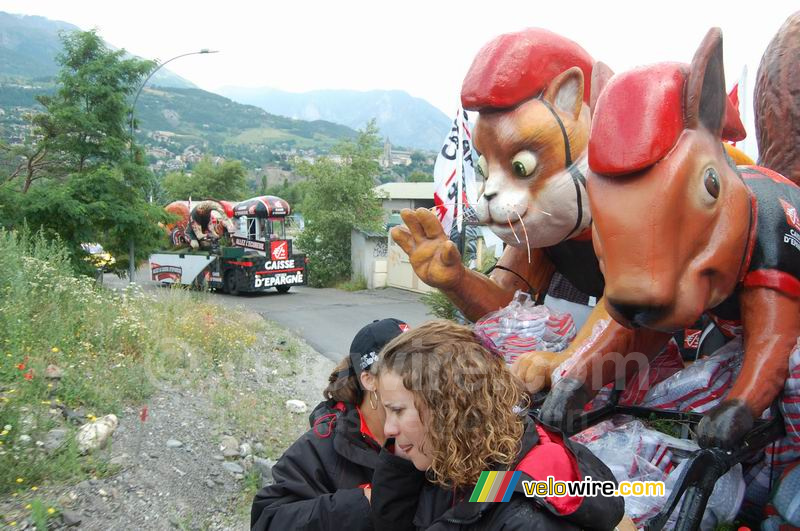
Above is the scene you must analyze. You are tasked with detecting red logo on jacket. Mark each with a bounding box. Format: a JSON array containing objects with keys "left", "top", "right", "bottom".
[
  {"left": 684, "top": 329, "right": 701, "bottom": 349},
  {"left": 780, "top": 199, "right": 800, "bottom": 232}
]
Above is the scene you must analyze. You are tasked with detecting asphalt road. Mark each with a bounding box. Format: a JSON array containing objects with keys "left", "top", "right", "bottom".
[
  {"left": 213, "top": 286, "right": 432, "bottom": 361},
  {"left": 106, "top": 270, "right": 432, "bottom": 362}
]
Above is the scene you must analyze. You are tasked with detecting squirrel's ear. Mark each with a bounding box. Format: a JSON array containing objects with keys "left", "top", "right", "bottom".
[
  {"left": 543, "top": 67, "right": 584, "bottom": 120},
  {"left": 685, "top": 28, "right": 726, "bottom": 138},
  {"left": 590, "top": 62, "right": 614, "bottom": 116}
]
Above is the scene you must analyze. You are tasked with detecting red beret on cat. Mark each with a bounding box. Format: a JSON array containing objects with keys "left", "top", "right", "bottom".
[{"left": 461, "top": 28, "right": 594, "bottom": 111}]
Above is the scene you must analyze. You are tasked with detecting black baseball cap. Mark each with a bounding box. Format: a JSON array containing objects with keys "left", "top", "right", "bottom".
[{"left": 349, "top": 318, "right": 409, "bottom": 375}]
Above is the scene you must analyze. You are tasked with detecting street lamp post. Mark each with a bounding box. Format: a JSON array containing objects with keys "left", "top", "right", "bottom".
[{"left": 128, "top": 49, "right": 218, "bottom": 283}]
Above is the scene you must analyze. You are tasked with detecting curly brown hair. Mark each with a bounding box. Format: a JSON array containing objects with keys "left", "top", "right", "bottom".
[{"left": 375, "top": 320, "right": 527, "bottom": 489}]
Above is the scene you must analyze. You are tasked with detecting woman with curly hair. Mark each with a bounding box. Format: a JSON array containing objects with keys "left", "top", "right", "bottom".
[{"left": 370, "top": 320, "right": 624, "bottom": 530}]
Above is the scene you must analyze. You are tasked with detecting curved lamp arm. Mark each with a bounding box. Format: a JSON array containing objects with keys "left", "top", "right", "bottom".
[{"left": 128, "top": 49, "right": 219, "bottom": 141}]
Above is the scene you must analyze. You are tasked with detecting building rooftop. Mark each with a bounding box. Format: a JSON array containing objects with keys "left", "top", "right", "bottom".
[{"left": 374, "top": 182, "right": 435, "bottom": 200}]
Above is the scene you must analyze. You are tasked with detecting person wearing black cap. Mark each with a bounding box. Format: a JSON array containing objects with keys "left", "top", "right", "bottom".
[{"left": 251, "top": 318, "right": 409, "bottom": 531}]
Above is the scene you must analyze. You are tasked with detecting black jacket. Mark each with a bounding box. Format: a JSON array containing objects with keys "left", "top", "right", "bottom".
[
  {"left": 371, "top": 417, "right": 625, "bottom": 531},
  {"left": 251, "top": 400, "right": 381, "bottom": 531}
]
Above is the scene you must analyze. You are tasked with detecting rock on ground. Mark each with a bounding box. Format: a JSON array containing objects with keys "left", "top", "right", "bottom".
[{"left": 0, "top": 312, "right": 333, "bottom": 530}]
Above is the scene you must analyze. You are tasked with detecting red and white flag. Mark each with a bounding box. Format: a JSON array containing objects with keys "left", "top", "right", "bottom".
[{"left": 433, "top": 108, "right": 478, "bottom": 239}]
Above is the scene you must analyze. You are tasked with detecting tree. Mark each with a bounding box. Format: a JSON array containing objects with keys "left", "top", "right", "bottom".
[
  {"left": 0, "top": 30, "right": 167, "bottom": 274},
  {"left": 0, "top": 139, "right": 67, "bottom": 193},
  {"left": 410, "top": 151, "right": 427, "bottom": 166},
  {"left": 35, "top": 31, "right": 153, "bottom": 174},
  {"left": 12, "top": 163, "right": 167, "bottom": 274},
  {"left": 264, "top": 178, "right": 307, "bottom": 211},
  {"left": 161, "top": 171, "right": 195, "bottom": 201},
  {"left": 161, "top": 157, "right": 249, "bottom": 201},
  {"left": 296, "top": 121, "right": 385, "bottom": 287},
  {"left": 407, "top": 170, "right": 433, "bottom": 182}
]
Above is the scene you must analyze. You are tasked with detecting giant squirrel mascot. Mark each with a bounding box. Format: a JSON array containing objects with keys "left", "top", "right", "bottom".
[
  {"left": 541, "top": 14, "right": 800, "bottom": 449},
  {"left": 391, "top": 28, "right": 749, "bottom": 392}
]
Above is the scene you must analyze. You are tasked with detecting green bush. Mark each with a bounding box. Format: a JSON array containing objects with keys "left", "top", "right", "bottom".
[
  {"left": 0, "top": 228, "right": 263, "bottom": 494},
  {"left": 420, "top": 289, "right": 460, "bottom": 321},
  {"left": 336, "top": 276, "right": 368, "bottom": 292},
  {"left": 295, "top": 122, "right": 385, "bottom": 287}
]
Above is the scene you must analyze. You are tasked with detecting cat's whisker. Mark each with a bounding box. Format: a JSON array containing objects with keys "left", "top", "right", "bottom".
[
  {"left": 506, "top": 213, "right": 521, "bottom": 244},
  {"left": 514, "top": 209, "right": 532, "bottom": 264}
]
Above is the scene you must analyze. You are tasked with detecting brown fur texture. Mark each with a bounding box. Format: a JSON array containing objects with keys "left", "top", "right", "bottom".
[{"left": 755, "top": 11, "right": 800, "bottom": 183}]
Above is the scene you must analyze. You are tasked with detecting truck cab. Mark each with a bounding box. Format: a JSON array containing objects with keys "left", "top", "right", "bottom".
[{"left": 226, "top": 196, "right": 307, "bottom": 293}]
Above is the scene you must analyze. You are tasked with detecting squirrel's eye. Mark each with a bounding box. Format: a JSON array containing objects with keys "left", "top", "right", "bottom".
[{"left": 704, "top": 168, "right": 720, "bottom": 199}]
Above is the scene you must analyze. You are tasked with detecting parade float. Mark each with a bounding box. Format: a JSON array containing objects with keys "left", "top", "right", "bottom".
[{"left": 150, "top": 195, "right": 307, "bottom": 294}]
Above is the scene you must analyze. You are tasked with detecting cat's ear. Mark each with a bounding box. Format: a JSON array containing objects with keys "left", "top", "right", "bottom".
[{"left": 543, "top": 66, "right": 584, "bottom": 120}]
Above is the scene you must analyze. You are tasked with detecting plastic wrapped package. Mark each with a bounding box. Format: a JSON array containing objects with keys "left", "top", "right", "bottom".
[
  {"left": 663, "top": 460, "right": 745, "bottom": 531},
  {"left": 473, "top": 290, "right": 576, "bottom": 364},
  {"left": 767, "top": 461, "right": 800, "bottom": 526},
  {"left": 642, "top": 337, "right": 800, "bottom": 462},
  {"left": 549, "top": 318, "right": 611, "bottom": 387},
  {"left": 641, "top": 337, "right": 744, "bottom": 413},
  {"left": 572, "top": 418, "right": 745, "bottom": 529}
]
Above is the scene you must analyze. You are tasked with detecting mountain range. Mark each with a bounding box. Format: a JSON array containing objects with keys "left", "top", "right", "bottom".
[
  {"left": 0, "top": 12, "right": 194, "bottom": 89},
  {"left": 0, "top": 11, "right": 360, "bottom": 169},
  {"left": 217, "top": 87, "right": 451, "bottom": 151},
  {"left": 0, "top": 11, "right": 449, "bottom": 152}
]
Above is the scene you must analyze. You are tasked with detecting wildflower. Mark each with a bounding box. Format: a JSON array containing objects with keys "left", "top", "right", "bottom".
[
  {"left": 9, "top": 521, "right": 16, "bottom": 526},
  {"left": 87, "top": 414, "right": 97, "bottom": 422},
  {"left": 47, "top": 508, "right": 55, "bottom": 515},
  {"left": 25, "top": 504, "right": 31, "bottom": 510},
  {"left": 24, "top": 370, "right": 34, "bottom": 381},
  {"left": 16, "top": 477, "right": 23, "bottom": 483},
  {"left": 51, "top": 347, "right": 59, "bottom": 353},
  {"left": 15, "top": 362, "right": 25, "bottom": 370},
  {"left": 30, "top": 486, "right": 38, "bottom": 491}
]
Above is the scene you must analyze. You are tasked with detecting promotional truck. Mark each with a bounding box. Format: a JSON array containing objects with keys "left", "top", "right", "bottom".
[{"left": 149, "top": 195, "right": 307, "bottom": 294}]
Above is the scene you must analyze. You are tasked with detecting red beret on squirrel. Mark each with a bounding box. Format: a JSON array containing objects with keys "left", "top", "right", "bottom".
[
  {"left": 460, "top": 28, "right": 594, "bottom": 111},
  {"left": 589, "top": 62, "right": 747, "bottom": 176}
]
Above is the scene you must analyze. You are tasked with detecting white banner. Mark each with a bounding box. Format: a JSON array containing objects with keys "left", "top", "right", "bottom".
[{"left": 433, "top": 108, "right": 478, "bottom": 239}]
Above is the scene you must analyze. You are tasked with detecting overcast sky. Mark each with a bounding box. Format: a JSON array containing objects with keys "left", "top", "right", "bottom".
[{"left": 4, "top": 1, "right": 798, "bottom": 156}]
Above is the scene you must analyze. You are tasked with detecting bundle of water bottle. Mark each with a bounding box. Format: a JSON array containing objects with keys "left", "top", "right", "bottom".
[{"left": 473, "top": 291, "right": 576, "bottom": 364}]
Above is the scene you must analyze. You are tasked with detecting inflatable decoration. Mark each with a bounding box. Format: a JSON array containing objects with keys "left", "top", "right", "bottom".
[
  {"left": 391, "top": 29, "right": 614, "bottom": 391},
  {"left": 163, "top": 199, "right": 235, "bottom": 249},
  {"left": 541, "top": 16, "right": 800, "bottom": 450},
  {"left": 392, "top": 28, "right": 750, "bottom": 393}
]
